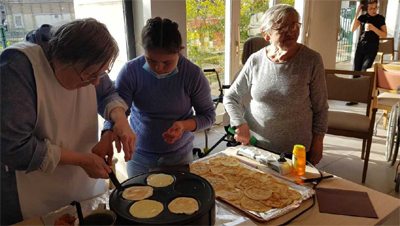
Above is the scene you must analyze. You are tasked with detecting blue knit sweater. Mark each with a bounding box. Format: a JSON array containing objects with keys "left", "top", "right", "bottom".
[{"left": 113, "top": 55, "right": 215, "bottom": 158}]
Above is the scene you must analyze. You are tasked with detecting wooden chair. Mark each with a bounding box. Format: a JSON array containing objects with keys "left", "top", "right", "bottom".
[
  {"left": 376, "top": 38, "right": 395, "bottom": 64},
  {"left": 325, "top": 69, "right": 377, "bottom": 183},
  {"left": 241, "top": 36, "right": 268, "bottom": 65}
]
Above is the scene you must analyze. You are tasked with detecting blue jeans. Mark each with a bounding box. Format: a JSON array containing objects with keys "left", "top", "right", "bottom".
[{"left": 126, "top": 151, "right": 193, "bottom": 178}]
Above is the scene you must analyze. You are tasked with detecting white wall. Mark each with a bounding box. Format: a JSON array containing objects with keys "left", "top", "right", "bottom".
[
  {"left": 132, "top": 0, "right": 187, "bottom": 57},
  {"left": 386, "top": 0, "right": 400, "bottom": 60},
  {"left": 302, "top": 0, "right": 341, "bottom": 69}
]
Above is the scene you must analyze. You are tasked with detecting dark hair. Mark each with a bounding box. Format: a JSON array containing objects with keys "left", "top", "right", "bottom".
[
  {"left": 26, "top": 24, "right": 53, "bottom": 51},
  {"left": 47, "top": 18, "right": 119, "bottom": 71},
  {"left": 141, "top": 17, "right": 182, "bottom": 54},
  {"left": 361, "top": 0, "right": 378, "bottom": 10}
]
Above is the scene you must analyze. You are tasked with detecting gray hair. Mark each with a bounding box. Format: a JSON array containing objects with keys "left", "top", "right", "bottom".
[
  {"left": 260, "top": 4, "right": 299, "bottom": 34},
  {"left": 47, "top": 18, "right": 119, "bottom": 71}
]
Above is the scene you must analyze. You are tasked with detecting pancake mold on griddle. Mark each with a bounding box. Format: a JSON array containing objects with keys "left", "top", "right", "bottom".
[{"left": 109, "top": 171, "right": 215, "bottom": 225}]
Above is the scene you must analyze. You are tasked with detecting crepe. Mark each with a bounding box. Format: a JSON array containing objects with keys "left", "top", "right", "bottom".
[
  {"left": 147, "top": 173, "right": 174, "bottom": 187},
  {"left": 244, "top": 186, "right": 273, "bottom": 200},
  {"left": 129, "top": 200, "right": 164, "bottom": 218},
  {"left": 202, "top": 173, "right": 229, "bottom": 191},
  {"left": 122, "top": 186, "right": 153, "bottom": 201},
  {"left": 240, "top": 196, "right": 271, "bottom": 212},
  {"left": 218, "top": 188, "right": 243, "bottom": 201},
  {"left": 168, "top": 197, "right": 199, "bottom": 215},
  {"left": 208, "top": 155, "right": 240, "bottom": 167},
  {"left": 189, "top": 161, "right": 210, "bottom": 175}
]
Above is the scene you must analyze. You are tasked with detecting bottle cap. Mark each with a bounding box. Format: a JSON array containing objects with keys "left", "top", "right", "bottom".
[{"left": 292, "top": 144, "right": 305, "bottom": 155}]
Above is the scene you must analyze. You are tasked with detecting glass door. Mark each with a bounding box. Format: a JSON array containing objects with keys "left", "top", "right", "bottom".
[{"left": 336, "top": 1, "right": 357, "bottom": 68}]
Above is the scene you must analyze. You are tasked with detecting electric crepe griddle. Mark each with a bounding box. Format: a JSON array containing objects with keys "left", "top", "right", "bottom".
[{"left": 109, "top": 171, "right": 215, "bottom": 225}]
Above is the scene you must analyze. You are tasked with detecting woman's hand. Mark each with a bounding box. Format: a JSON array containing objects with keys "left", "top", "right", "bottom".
[
  {"left": 109, "top": 107, "right": 136, "bottom": 161},
  {"left": 92, "top": 130, "right": 115, "bottom": 165},
  {"left": 163, "top": 121, "right": 185, "bottom": 144},
  {"left": 234, "top": 123, "right": 251, "bottom": 145},
  {"left": 308, "top": 134, "right": 324, "bottom": 165},
  {"left": 112, "top": 119, "right": 136, "bottom": 161},
  {"left": 79, "top": 153, "right": 111, "bottom": 179},
  {"left": 59, "top": 149, "right": 110, "bottom": 178},
  {"left": 357, "top": 4, "right": 363, "bottom": 13},
  {"left": 365, "top": 23, "right": 375, "bottom": 32}
]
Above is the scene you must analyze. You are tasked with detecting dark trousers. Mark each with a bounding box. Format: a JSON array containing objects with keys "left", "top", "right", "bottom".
[
  {"left": 1, "top": 168, "right": 23, "bottom": 225},
  {"left": 353, "top": 48, "right": 377, "bottom": 72}
]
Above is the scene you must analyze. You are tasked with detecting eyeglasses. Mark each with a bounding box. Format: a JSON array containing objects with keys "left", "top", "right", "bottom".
[
  {"left": 272, "top": 22, "right": 302, "bottom": 34},
  {"left": 73, "top": 66, "right": 110, "bottom": 83}
]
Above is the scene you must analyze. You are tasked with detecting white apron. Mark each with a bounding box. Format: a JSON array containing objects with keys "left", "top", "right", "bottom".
[{"left": 10, "top": 42, "right": 106, "bottom": 220}]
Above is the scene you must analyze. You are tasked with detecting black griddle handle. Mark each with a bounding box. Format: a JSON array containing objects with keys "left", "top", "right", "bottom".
[
  {"left": 71, "top": 201, "right": 84, "bottom": 225},
  {"left": 104, "top": 158, "right": 122, "bottom": 190},
  {"left": 108, "top": 170, "right": 122, "bottom": 190}
]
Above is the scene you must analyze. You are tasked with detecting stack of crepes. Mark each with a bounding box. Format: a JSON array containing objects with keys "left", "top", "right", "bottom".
[{"left": 190, "top": 155, "right": 302, "bottom": 213}]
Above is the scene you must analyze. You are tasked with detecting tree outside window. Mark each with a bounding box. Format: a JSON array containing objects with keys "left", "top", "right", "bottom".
[{"left": 186, "top": 0, "right": 295, "bottom": 73}]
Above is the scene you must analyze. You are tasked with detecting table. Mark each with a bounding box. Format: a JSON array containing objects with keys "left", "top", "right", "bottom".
[
  {"left": 15, "top": 146, "right": 400, "bottom": 226},
  {"left": 216, "top": 147, "right": 400, "bottom": 225}
]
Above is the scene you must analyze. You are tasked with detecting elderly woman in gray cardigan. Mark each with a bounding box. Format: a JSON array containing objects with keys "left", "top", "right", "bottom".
[{"left": 223, "top": 4, "right": 328, "bottom": 165}]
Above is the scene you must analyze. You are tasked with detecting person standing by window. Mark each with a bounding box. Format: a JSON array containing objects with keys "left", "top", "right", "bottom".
[
  {"left": 352, "top": 0, "right": 387, "bottom": 71},
  {"left": 347, "top": 0, "right": 386, "bottom": 106}
]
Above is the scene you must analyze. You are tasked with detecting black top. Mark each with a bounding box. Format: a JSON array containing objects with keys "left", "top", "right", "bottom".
[{"left": 357, "top": 13, "right": 386, "bottom": 52}]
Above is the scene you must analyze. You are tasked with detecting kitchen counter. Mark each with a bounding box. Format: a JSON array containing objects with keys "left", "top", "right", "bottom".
[{"left": 14, "top": 146, "right": 400, "bottom": 226}]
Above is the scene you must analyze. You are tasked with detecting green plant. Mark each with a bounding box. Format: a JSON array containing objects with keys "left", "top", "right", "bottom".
[{"left": 186, "top": 0, "right": 225, "bottom": 71}]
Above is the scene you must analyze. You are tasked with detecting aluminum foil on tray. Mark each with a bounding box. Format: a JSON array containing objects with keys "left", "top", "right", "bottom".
[{"left": 190, "top": 151, "right": 314, "bottom": 222}]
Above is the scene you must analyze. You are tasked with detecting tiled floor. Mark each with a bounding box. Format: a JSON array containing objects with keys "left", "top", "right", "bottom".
[{"left": 192, "top": 102, "right": 400, "bottom": 199}]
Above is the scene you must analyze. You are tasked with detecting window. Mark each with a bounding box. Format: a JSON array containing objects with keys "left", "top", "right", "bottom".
[
  {"left": 239, "top": 0, "right": 294, "bottom": 65},
  {"left": 186, "top": 0, "right": 297, "bottom": 93},
  {"left": 186, "top": 0, "right": 225, "bottom": 104},
  {"left": 13, "top": 14, "right": 23, "bottom": 28},
  {"left": 0, "top": 0, "right": 128, "bottom": 80},
  {"left": 239, "top": 0, "right": 269, "bottom": 65},
  {"left": 1, "top": 1, "right": 75, "bottom": 51}
]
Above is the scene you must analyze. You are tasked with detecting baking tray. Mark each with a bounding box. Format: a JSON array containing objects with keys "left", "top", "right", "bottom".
[
  {"left": 193, "top": 152, "right": 314, "bottom": 222},
  {"left": 109, "top": 171, "right": 215, "bottom": 225}
]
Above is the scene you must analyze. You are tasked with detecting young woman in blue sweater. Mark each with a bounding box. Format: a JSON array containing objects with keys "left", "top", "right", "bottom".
[{"left": 112, "top": 17, "right": 215, "bottom": 177}]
